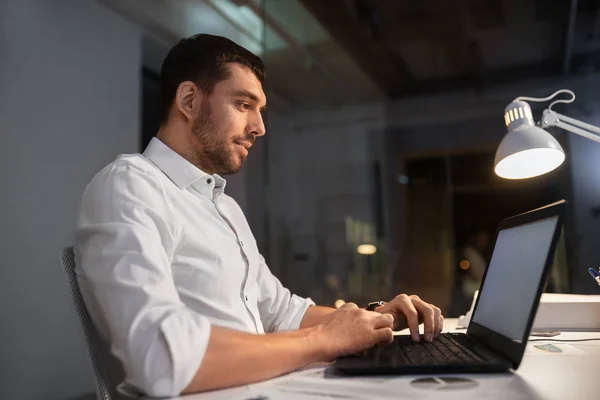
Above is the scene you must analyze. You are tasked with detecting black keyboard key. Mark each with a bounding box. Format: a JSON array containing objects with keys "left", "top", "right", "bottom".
[
  {"left": 410, "top": 343, "right": 436, "bottom": 365},
  {"left": 394, "top": 335, "right": 412, "bottom": 346},
  {"left": 401, "top": 344, "right": 422, "bottom": 365},
  {"left": 353, "top": 333, "right": 484, "bottom": 366},
  {"left": 432, "top": 338, "right": 463, "bottom": 363},
  {"left": 431, "top": 339, "right": 456, "bottom": 360},
  {"left": 421, "top": 342, "right": 446, "bottom": 363},
  {"left": 376, "top": 346, "right": 402, "bottom": 367},
  {"left": 391, "top": 345, "right": 410, "bottom": 365},
  {"left": 440, "top": 335, "right": 482, "bottom": 363},
  {"left": 438, "top": 335, "right": 463, "bottom": 353},
  {"left": 447, "top": 336, "right": 484, "bottom": 362}
]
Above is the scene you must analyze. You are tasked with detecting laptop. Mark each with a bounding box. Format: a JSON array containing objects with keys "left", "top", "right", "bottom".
[{"left": 335, "top": 200, "right": 566, "bottom": 375}]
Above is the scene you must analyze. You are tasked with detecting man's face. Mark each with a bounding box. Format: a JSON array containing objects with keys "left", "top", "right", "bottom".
[{"left": 190, "top": 63, "right": 266, "bottom": 175}]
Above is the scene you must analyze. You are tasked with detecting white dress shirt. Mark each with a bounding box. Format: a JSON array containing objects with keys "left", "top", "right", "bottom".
[{"left": 74, "top": 137, "right": 314, "bottom": 397}]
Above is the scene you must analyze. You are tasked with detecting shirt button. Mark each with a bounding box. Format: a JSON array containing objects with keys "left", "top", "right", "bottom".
[
  {"left": 240, "top": 241, "right": 244, "bottom": 247},
  {"left": 206, "top": 178, "right": 213, "bottom": 184},
  {"left": 245, "top": 295, "right": 248, "bottom": 301}
]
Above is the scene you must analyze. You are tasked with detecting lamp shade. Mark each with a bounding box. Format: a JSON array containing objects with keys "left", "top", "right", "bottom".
[{"left": 494, "top": 101, "right": 565, "bottom": 179}]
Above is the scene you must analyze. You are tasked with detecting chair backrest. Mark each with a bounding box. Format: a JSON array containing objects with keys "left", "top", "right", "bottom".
[{"left": 59, "top": 247, "right": 127, "bottom": 400}]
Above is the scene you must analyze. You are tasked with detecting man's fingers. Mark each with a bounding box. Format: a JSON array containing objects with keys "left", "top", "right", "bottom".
[
  {"left": 374, "top": 314, "right": 394, "bottom": 346},
  {"left": 375, "top": 294, "right": 444, "bottom": 342},
  {"left": 341, "top": 302, "right": 359, "bottom": 310},
  {"left": 373, "top": 313, "right": 394, "bottom": 329},
  {"left": 376, "top": 327, "right": 394, "bottom": 345},
  {"left": 393, "top": 295, "right": 420, "bottom": 342},
  {"left": 375, "top": 303, "right": 397, "bottom": 327},
  {"left": 437, "top": 312, "right": 444, "bottom": 337},
  {"left": 411, "top": 298, "right": 436, "bottom": 342},
  {"left": 432, "top": 306, "right": 443, "bottom": 337}
]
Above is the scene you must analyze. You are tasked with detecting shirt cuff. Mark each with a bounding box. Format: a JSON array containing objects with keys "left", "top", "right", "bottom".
[
  {"left": 156, "top": 310, "right": 211, "bottom": 396},
  {"left": 279, "top": 295, "right": 316, "bottom": 332}
]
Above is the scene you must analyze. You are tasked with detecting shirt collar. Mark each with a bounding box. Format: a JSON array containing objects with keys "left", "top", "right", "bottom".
[{"left": 143, "top": 137, "right": 227, "bottom": 199}]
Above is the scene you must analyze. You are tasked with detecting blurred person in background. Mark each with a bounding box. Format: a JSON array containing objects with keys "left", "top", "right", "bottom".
[
  {"left": 460, "top": 230, "right": 491, "bottom": 299},
  {"left": 74, "top": 34, "right": 444, "bottom": 397}
]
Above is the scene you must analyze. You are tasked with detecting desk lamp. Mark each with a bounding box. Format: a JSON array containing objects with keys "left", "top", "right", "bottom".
[{"left": 494, "top": 89, "right": 600, "bottom": 179}]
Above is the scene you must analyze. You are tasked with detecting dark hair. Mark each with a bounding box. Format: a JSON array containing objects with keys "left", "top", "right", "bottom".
[{"left": 159, "top": 34, "right": 265, "bottom": 123}]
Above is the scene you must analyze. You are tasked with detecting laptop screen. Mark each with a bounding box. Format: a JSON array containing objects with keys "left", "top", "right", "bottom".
[{"left": 471, "top": 216, "right": 559, "bottom": 341}]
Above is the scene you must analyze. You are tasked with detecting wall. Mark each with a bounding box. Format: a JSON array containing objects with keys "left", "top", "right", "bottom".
[{"left": 0, "top": 0, "right": 141, "bottom": 398}]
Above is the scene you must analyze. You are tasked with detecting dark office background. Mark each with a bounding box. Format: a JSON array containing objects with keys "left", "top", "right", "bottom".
[{"left": 1, "top": 0, "right": 600, "bottom": 399}]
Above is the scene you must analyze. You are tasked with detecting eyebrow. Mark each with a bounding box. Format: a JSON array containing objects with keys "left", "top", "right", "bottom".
[{"left": 231, "top": 90, "right": 267, "bottom": 112}]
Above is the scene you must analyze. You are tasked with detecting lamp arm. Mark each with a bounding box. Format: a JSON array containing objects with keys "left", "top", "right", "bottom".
[{"left": 541, "top": 110, "right": 600, "bottom": 144}]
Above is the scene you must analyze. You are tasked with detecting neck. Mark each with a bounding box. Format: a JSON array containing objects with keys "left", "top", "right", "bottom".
[{"left": 155, "top": 123, "right": 216, "bottom": 175}]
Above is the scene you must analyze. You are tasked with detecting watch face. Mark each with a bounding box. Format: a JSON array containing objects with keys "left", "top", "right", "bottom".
[{"left": 367, "top": 301, "right": 384, "bottom": 311}]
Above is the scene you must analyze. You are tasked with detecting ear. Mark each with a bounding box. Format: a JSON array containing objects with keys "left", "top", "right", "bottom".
[{"left": 174, "top": 81, "right": 201, "bottom": 122}]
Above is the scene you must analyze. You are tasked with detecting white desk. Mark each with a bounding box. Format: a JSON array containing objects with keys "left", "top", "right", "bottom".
[{"left": 171, "top": 319, "right": 600, "bottom": 400}]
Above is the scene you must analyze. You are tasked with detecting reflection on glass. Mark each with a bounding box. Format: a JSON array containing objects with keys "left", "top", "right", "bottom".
[{"left": 253, "top": 0, "right": 575, "bottom": 315}]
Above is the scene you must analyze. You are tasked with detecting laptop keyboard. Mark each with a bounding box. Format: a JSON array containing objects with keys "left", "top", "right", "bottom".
[{"left": 366, "top": 333, "right": 485, "bottom": 366}]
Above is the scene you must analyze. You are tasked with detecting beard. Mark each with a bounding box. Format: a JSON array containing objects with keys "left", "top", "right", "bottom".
[{"left": 191, "top": 101, "right": 251, "bottom": 175}]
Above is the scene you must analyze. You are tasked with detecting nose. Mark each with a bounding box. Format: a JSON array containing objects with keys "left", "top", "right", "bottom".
[{"left": 248, "top": 110, "right": 266, "bottom": 137}]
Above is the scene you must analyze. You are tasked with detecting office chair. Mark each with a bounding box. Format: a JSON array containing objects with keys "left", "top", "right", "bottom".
[{"left": 59, "top": 247, "right": 129, "bottom": 400}]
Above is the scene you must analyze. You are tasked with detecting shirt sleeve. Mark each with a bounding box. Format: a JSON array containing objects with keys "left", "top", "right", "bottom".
[
  {"left": 75, "top": 161, "right": 210, "bottom": 397},
  {"left": 255, "top": 254, "right": 315, "bottom": 333}
]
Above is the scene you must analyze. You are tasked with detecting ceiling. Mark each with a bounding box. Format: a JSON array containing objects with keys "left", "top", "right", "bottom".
[
  {"left": 100, "top": 0, "right": 600, "bottom": 109},
  {"left": 298, "top": 0, "right": 600, "bottom": 96}
]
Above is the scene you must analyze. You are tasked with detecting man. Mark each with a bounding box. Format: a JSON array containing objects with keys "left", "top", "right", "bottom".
[{"left": 75, "top": 34, "right": 443, "bottom": 397}]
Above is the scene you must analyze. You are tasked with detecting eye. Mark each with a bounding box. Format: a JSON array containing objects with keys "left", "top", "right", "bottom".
[{"left": 239, "top": 102, "right": 250, "bottom": 110}]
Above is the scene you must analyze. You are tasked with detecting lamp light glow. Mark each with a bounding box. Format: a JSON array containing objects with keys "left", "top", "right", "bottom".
[
  {"left": 357, "top": 244, "right": 377, "bottom": 255},
  {"left": 495, "top": 148, "right": 565, "bottom": 179},
  {"left": 334, "top": 299, "right": 346, "bottom": 308}
]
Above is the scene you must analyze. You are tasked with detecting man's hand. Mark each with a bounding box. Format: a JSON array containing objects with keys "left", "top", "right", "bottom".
[
  {"left": 312, "top": 302, "right": 394, "bottom": 360},
  {"left": 375, "top": 294, "right": 443, "bottom": 343}
]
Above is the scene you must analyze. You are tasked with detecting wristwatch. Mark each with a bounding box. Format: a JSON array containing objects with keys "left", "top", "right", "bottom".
[{"left": 366, "top": 301, "right": 385, "bottom": 311}]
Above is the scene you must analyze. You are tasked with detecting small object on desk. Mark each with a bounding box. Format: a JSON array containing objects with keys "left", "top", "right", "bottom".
[
  {"left": 587, "top": 268, "right": 600, "bottom": 287},
  {"left": 533, "top": 293, "right": 600, "bottom": 330},
  {"left": 456, "top": 290, "right": 480, "bottom": 329},
  {"left": 530, "top": 330, "right": 561, "bottom": 337},
  {"left": 525, "top": 342, "right": 587, "bottom": 356},
  {"left": 456, "top": 311, "right": 471, "bottom": 329},
  {"left": 459, "top": 291, "right": 600, "bottom": 330},
  {"left": 533, "top": 344, "right": 563, "bottom": 353}
]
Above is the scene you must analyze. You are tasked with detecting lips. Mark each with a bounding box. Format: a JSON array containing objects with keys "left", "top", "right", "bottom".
[
  {"left": 234, "top": 141, "right": 250, "bottom": 156},
  {"left": 234, "top": 141, "right": 251, "bottom": 149}
]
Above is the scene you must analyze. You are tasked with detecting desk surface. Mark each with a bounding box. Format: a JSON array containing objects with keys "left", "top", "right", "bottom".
[{"left": 171, "top": 319, "right": 600, "bottom": 400}]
